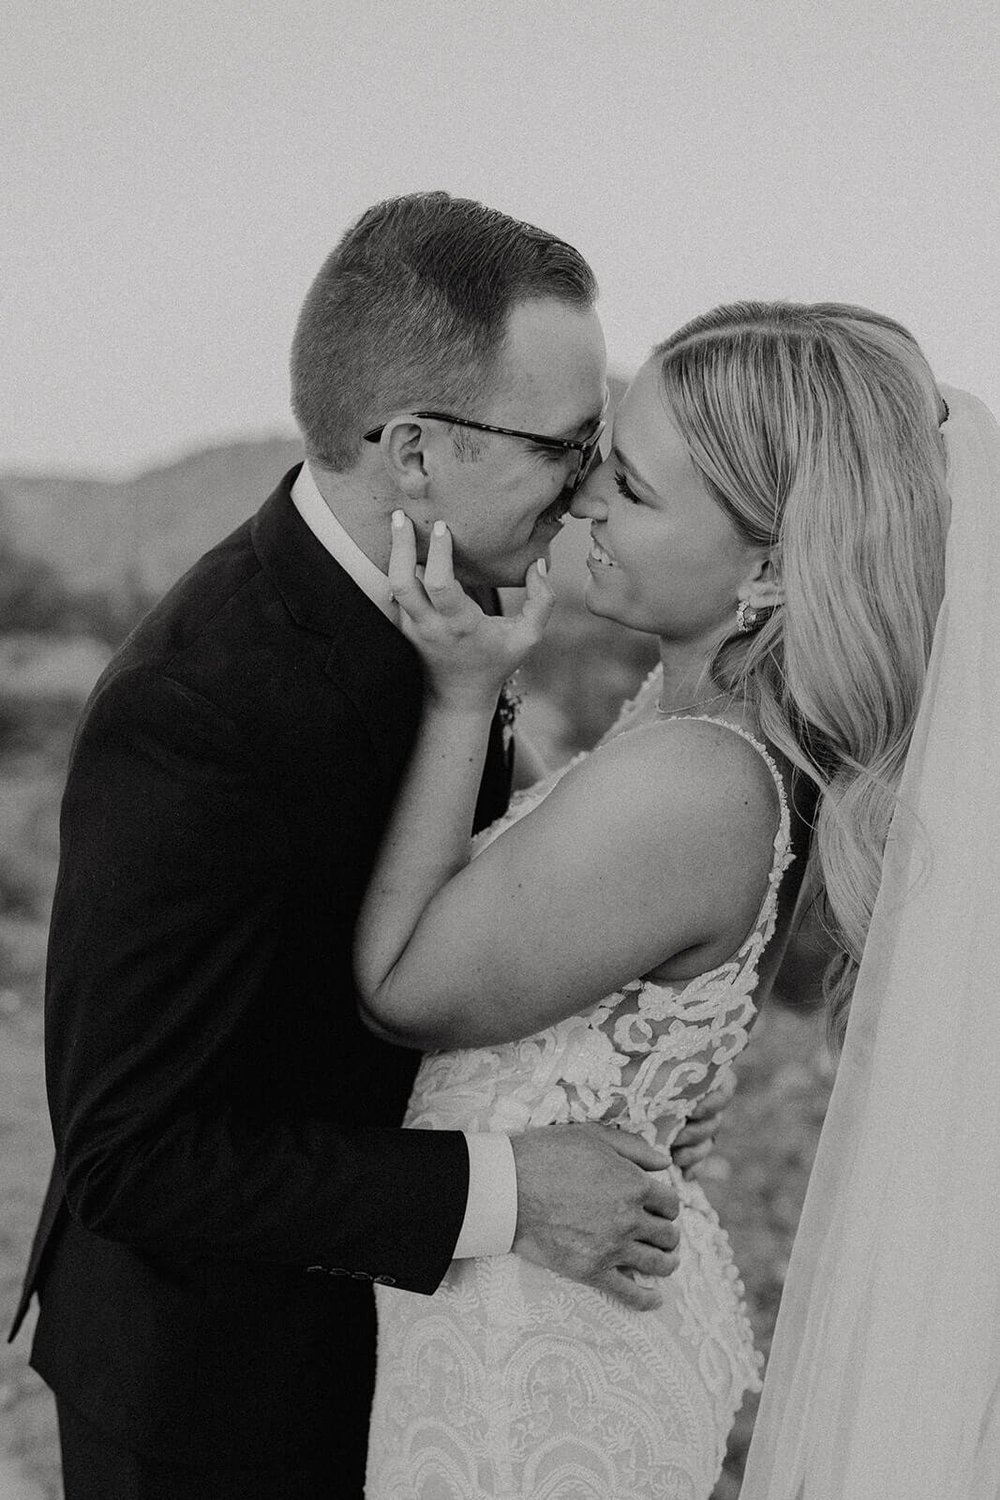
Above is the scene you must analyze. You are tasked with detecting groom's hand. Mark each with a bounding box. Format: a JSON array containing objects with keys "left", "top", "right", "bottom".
[
  {"left": 671, "top": 1065, "right": 738, "bottom": 1178},
  {"left": 509, "top": 1125, "right": 680, "bottom": 1312}
]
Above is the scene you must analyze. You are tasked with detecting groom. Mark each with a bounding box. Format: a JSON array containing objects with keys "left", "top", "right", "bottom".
[{"left": 12, "top": 193, "right": 723, "bottom": 1499}]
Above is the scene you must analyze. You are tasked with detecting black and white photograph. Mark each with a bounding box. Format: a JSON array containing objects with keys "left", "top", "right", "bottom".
[{"left": 2, "top": 3, "right": 998, "bottom": 1496}]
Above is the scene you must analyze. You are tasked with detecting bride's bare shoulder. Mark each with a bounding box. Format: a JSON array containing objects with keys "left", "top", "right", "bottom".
[
  {"left": 564, "top": 715, "right": 779, "bottom": 825},
  {"left": 534, "top": 715, "right": 781, "bottom": 902}
]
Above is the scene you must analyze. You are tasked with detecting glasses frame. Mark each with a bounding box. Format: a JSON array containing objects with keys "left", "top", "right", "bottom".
[{"left": 363, "top": 406, "right": 607, "bottom": 495}]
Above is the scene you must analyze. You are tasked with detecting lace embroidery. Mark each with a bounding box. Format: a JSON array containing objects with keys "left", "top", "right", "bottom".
[{"left": 368, "top": 675, "right": 793, "bottom": 1499}]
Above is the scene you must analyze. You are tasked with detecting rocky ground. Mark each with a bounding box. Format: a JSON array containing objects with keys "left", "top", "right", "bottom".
[
  {"left": 1, "top": 754, "right": 65, "bottom": 1500},
  {"left": 0, "top": 706, "right": 833, "bottom": 1499}
]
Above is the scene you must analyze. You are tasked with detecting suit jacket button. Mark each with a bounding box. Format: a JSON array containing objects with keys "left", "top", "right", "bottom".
[
  {"left": 306, "top": 1265, "right": 327, "bottom": 1275},
  {"left": 350, "top": 1270, "right": 373, "bottom": 1281},
  {"left": 373, "top": 1275, "right": 397, "bottom": 1286}
]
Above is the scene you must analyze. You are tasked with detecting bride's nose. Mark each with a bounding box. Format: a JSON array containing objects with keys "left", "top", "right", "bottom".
[{"left": 569, "top": 468, "right": 609, "bottom": 522}]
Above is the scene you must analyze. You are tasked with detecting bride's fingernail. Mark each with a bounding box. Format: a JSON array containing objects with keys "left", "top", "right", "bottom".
[
  {"left": 392, "top": 509, "right": 406, "bottom": 528},
  {"left": 537, "top": 558, "right": 548, "bottom": 577},
  {"left": 433, "top": 520, "right": 447, "bottom": 536}
]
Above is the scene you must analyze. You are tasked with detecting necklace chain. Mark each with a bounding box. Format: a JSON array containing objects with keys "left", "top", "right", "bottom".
[{"left": 654, "top": 688, "right": 731, "bottom": 718}]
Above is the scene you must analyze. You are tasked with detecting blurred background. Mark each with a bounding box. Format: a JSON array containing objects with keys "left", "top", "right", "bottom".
[{"left": 2, "top": 2, "right": 997, "bottom": 1494}]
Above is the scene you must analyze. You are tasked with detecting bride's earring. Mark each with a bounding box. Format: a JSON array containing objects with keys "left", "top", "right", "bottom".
[{"left": 736, "top": 599, "right": 760, "bottom": 634}]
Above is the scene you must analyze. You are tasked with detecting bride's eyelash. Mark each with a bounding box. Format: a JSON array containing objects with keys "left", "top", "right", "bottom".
[{"left": 614, "top": 470, "right": 641, "bottom": 503}]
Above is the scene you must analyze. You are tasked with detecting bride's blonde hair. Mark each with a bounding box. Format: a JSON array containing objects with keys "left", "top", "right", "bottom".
[{"left": 655, "top": 303, "right": 950, "bottom": 1045}]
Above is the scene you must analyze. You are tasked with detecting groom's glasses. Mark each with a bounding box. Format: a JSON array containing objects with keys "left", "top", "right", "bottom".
[{"left": 363, "top": 409, "right": 607, "bottom": 497}]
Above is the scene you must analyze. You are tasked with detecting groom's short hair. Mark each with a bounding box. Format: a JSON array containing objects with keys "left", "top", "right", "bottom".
[{"left": 290, "top": 192, "right": 597, "bottom": 471}]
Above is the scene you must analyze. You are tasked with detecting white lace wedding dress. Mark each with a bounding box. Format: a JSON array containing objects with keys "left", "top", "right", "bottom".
[{"left": 367, "top": 670, "right": 793, "bottom": 1499}]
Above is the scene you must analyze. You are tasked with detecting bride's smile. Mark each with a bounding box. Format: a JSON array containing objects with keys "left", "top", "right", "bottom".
[{"left": 571, "top": 358, "right": 773, "bottom": 653}]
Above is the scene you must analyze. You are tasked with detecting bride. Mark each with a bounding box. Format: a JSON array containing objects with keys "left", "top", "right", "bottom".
[{"left": 355, "top": 302, "right": 974, "bottom": 1498}]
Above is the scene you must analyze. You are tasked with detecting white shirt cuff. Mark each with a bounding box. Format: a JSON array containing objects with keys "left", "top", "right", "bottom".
[{"left": 452, "top": 1133, "right": 518, "bottom": 1258}]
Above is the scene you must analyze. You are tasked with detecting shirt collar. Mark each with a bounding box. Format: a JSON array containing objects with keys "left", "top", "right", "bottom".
[{"left": 290, "top": 462, "right": 398, "bottom": 623}]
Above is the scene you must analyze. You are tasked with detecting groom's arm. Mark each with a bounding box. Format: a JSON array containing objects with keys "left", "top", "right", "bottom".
[{"left": 45, "top": 665, "right": 467, "bottom": 1292}]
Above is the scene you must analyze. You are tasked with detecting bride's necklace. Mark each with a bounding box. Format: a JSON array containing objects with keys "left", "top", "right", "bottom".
[{"left": 654, "top": 689, "right": 731, "bottom": 718}]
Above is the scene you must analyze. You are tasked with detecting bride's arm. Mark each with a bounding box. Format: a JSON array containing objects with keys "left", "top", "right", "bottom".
[
  {"left": 354, "top": 518, "right": 776, "bottom": 1052},
  {"left": 353, "top": 514, "right": 555, "bottom": 1036}
]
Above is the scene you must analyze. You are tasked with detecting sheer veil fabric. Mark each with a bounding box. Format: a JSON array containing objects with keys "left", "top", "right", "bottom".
[{"left": 740, "top": 387, "right": 1000, "bottom": 1499}]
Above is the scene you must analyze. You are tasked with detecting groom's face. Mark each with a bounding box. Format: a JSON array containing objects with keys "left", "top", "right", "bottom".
[{"left": 427, "top": 298, "right": 608, "bottom": 589}]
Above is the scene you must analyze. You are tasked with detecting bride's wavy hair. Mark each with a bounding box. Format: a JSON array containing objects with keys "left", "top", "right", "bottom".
[{"left": 654, "top": 303, "right": 949, "bottom": 1045}]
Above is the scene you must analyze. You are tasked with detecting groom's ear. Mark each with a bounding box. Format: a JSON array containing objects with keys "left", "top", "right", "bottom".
[{"left": 378, "top": 416, "right": 432, "bottom": 503}]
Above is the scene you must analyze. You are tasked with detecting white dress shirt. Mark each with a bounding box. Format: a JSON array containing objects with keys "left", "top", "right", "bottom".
[{"left": 291, "top": 462, "right": 518, "bottom": 1259}]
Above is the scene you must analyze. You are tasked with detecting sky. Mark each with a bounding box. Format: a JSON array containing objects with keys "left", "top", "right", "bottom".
[{"left": 3, "top": 0, "right": 998, "bottom": 477}]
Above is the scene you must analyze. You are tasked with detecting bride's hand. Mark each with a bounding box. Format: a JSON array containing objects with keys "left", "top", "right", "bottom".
[{"left": 388, "top": 511, "right": 554, "bottom": 711}]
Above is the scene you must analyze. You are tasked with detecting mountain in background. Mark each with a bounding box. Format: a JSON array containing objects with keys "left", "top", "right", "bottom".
[
  {"left": 0, "top": 436, "right": 304, "bottom": 598},
  {"left": 0, "top": 377, "right": 627, "bottom": 602}
]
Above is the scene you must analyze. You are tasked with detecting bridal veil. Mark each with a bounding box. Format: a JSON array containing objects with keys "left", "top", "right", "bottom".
[{"left": 740, "top": 386, "right": 1000, "bottom": 1499}]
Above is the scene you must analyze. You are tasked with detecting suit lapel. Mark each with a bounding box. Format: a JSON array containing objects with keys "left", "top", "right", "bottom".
[{"left": 252, "top": 469, "right": 425, "bottom": 786}]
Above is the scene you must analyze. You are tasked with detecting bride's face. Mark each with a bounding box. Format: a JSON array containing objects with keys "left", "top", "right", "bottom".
[{"left": 570, "top": 357, "right": 767, "bottom": 643}]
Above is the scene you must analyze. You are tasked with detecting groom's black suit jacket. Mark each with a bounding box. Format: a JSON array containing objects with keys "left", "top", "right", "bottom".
[{"left": 10, "top": 467, "right": 513, "bottom": 1469}]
